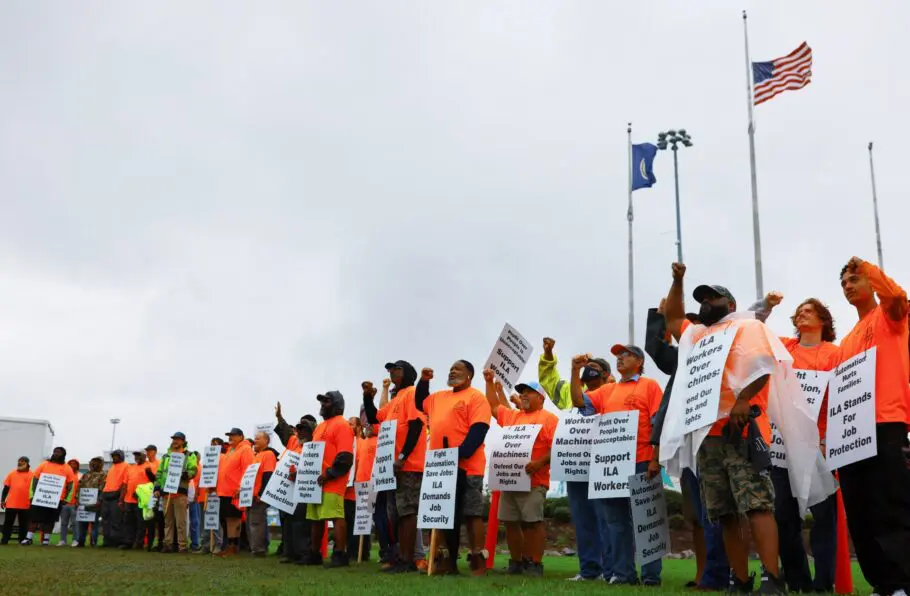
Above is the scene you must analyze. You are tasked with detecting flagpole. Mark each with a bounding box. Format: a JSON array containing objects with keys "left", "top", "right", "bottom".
[
  {"left": 627, "top": 122, "right": 635, "bottom": 344},
  {"left": 743, "top": 10, "right": 764, "bottom": 300},
  {"left": 868, "top": 142, "right": 884, "bottom": 270}
]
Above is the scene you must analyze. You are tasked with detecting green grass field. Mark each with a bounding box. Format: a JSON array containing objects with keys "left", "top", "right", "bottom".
[{"left": 0, "top": 541, "right": 871, "bottom": 595}]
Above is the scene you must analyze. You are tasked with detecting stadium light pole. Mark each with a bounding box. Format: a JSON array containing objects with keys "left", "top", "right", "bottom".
[
  {"left": 656, "top": 129, "right": 693, "bottom": 263},
  {"left": 868, "top": 142, "right": 884, "bottom": 270},
  {"left": 110, "top": 418, "right": 121, "bottom": 452}
]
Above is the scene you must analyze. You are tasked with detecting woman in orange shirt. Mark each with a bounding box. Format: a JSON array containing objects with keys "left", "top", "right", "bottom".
[{"left": 1, "top": 456, "right": 34, "bottom": 545}]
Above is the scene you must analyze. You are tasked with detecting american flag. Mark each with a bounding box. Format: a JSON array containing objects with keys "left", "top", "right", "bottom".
[{"left": 752, "top": 42, "right": 812, "bottom": 105}]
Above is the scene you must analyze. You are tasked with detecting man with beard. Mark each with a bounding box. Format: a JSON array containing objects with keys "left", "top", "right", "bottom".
[
  {"left": 484, "top": 371, "right": 558, "bottom": 576},
  {"left": 664, "top": 263, "right": 784, "bottom": 594},
  {"left": 837, "top": 257, "right": 910, "bottom": 595},
  {"left": 120, "top": 450, "right": 154, "bottom": 550},
  {"left": 100, "top": 449, "right": 128, "bottom": 547},
  {"left": 154, "top": 432, "right": 198, "bottom": 554},
  {"left": 364, "top": 360, "right": 427, "bottom": 573},
  {"left": 415, "top": 360, "right": 492, "bottom": 576},
  {"left": 216, "top": 428, "right": 253, "bottom": 557},
  {"left": 246, "top": 431, "right": 277, "bottom": 557},
  {"left": 22, "top": 447, "right": 76, "bottom": 546},
  {"left": 74, "top": 457, "right": 106, "bottom": 547},
  {"left": 2, "top": 457, "right": 34, "bottom": 545},
  {"left": 306, "top": 391, "right": 355, "bottom": 567},
  {"left": 538, "top": 337, "right": 616, "bottom": 582}
]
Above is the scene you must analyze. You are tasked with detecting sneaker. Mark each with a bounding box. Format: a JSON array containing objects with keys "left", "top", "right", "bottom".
[
  {"left": 758, "top": 570, "right": 786, "bottom": 595},
  {"left": 525, "top": 562, "right": 544, "bottom": 577},
  {"left": 609, "top": 576, "right": 641, "bottom": 586},
  {"left": 20, "top": 539, "right": 33, "bottom": 546},
  {"left": 566, "top": 574, "right": 599, "bottom": 581},
  {"left": 41, "top": 540, "right": 50, "bottom": 546},
  {"left": 891, "top": 591, "right": 909, "bottom": 596},
  {"left": 643, "top": 578, "right": 663, "bottom": 587},
  {"left": 57, "top": 541, "right": 68, "bottom": 547},
  {"left": 190, "top": 546, "right": 204, "bottom": 554},
  {"left": 727, "top": 572, "right": 756, "bottom": 593},
  {"left": 506, "top": 560, "right": 524, "bottom": 575},
  {"left": 71, "top": 542, "right": 80, "bottom": 548}
]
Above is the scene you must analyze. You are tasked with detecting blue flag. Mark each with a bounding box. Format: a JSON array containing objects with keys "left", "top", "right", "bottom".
[{"left": 631, "top": 142, "right": 658, "bottom": 191}]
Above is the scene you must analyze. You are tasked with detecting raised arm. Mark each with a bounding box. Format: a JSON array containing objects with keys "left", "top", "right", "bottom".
[
  {"left": 378, "top": 378, "right": 391, "bottom": 409},
  {"left": 483, "top": 369, "right": 502, "bottom": 412},
  {"left": 362, "top": 382, "right": 380, "bottom": 425},
  {"left": 855, "top": 257, "right": 908, "bottom": 322},
  {"left": 569, "top": 354, "right": 590, "bottom": 408},
  {"left": 414, "top": 368, "right": 433, "bottom": 413},
  {"left": 665, "top": 263, "right": 687, "bottom": 341},
  {"left": 538, "top": 337, "right": 572, "bottom": 410}
]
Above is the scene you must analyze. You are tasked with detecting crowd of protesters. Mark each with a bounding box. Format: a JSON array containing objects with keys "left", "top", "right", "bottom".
[{"left": 2, "top": 256, "right": 909, "bottom": 596}]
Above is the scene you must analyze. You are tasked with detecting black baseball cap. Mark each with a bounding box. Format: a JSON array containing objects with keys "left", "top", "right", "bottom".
[
  {"left": 384, "top": 360, "right": 411, "bottom": 371},
  {"left": 170, "top": 431, "right": 187, "bottom": 441},
  {"left": 693, "top": 284, "right": 736, "bottom": 304},
  {"left": 111, "top": 449, "right": 124, "bottom": 458},
  {"left": 611, "top": 344, "right": 645, "bottom": 360},
  {"left": 588, "top": 358, "right": 612, "bottom": 375},
  {"left": 225, "top": 427, "right": 244, "bottom": 437}
]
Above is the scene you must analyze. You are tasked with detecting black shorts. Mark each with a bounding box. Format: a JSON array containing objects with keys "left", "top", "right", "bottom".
[{"left": 220, "top": 497, "right": 242, "bottom": 519}]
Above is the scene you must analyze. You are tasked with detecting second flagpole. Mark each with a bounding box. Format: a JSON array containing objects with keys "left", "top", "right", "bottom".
[
  {"left": 743, "top": 10, "right": 764, "bottom": 300},
  {"left": 627, "top": 122, "right": 635, "bottom": 344}
]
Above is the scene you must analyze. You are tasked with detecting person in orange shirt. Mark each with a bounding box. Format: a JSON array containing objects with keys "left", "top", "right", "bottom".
[
  {"left": 199, "top": 437, "right": 226, "bottom": 555},
  {"left": 247, "top": 431, "right": 278, "bottom": 557},
  {"left": 305, "top": 391, "right": 355, "bottom": 568},
  {"left": 758, "top": 294, "right": 841, "bottom": 593},
  {"left": 23, "top": 447, "right": 76, "bottom": 546},
  {"left": 100, "top": 449, "right": 128, "bottom": 548},
  {"left": 2, "top": 456, "right": 34, "bottom": 545},
  {"left": 348, "top": 410, "right": 377, "bottom": 562},
  {"left": 570, "top": 345, "right": 663, "bottom": 586},
  {"left": 216, "top": 428, "right": 253, "bottom": 557},
  {"left": 364, "top": 359, "right": 428, "bottom": 573},
  {"left": 57, "top": 459, "right": 81, "bottom": 546},
  {"left": 484, "top": 371, "right": 558, "bottom": 577},
  {"left": 280, "top": 420, "right": 315, "bottom": 565},
  {"left": 343, "top": 416, "right": 362, "bottom": 562},
  {"left": 664, "top": 262, "right": 784, "bottom": 594},
  {"left": 415, "top": 360, "right": 492, "bottom": 576},
  {"left": 119, "top": 450, "right": 154, "bottom": 550},
  {"left": 838, "top": 257, "right": 910, "bottom": 594}
]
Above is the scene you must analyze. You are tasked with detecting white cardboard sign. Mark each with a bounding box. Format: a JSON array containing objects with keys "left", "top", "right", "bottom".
[
  {"left": 488, "top": 424, "right": 542, "bottom": 492},
  {"left": 629, "top": 472, "right": 670, "bottom": 566},
  {"left": 353, "top": 480, "right": 376, "bottom": 536},
  {"left": 794, "top": 369, "right": 832, "bottom": 422},
  {"left": 199, "top": 446, "right": 221, "bottom": 488},
  {"left": 76, "top": 506, "right": 96, "bottom": 523},
  {"left": 372, "top": 420, "right": 397, "bottom": 492},
  {"left": 32, "top": 474, "right": 66, "bottom": 509},
  {"left": 204, "top": 492, "right": 221, "bottom": 530},
  {"left": 827, "top": 348, "right": 877, "bottom": 469},
  {"left": 261, "top": 450, "right": 299, "bottom": 514},
  {"left": 238, "top": 463, "right": 261, "bottom": 508},
  {"left": 79, "top": 487, "right": 99, "bottom": 507},
  {"left": 551, "top": 413, "right": 597, "bottom": 482},
  {"left": 295, "top": 441, "right": 325, "bottom": 505},
  {"left": 163, "top": 452, "right": 185, "bottom": 494},
  {"left": 347, "top": 440, "right": 357, "bottom": 488},
  {"left": 675, "top": 330, "right": 736, "bottom": 433},
  {"left": 482, "top": 323, "right": 533, "bottom": 394},
  {"left": 417, "top": 448, "right": 458, "bottom": 529},
  {"left": 588, "top": 411, "right": 639, "bottom": 499}
]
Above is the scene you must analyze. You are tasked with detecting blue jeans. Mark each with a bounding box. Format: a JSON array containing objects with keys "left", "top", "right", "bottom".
[
  {"left": 76, "top": 520, "right": 99, "bottom": 545},
  {"left": 567, "top": 480, "right": 612, "bottom": 579},
  {"left": 188, "top": 502, "right": 201, "bottom": 549},
  {"left": 598, "top": 462, "right": 662, "bottom": 584},
  {"left": 682, "top": 468, "right": 729, "bottom": 589}
]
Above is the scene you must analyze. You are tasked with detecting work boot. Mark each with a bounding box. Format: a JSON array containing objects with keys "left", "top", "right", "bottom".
[
  {"left": 506, "top": 559, "right": 524, "bottom": 575},
  {"left": 726, "top": 572, "right": 756, "bottom": 593},
  {"left": 304, "top": 552, "right": 323, "bottom": 566},
  {"left": 468, "top": 552, "right": 487, "bottom": 576},
  {"left": 326, "top": 551, "right": 349, "bottom": 568},
  {"left": 525, "top": 562, "right": 544, "bottom": 577}
]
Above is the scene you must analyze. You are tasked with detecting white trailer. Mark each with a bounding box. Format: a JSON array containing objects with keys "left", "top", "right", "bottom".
[{"left": 0, "top": 417, "right": 55, "bottom": 530}]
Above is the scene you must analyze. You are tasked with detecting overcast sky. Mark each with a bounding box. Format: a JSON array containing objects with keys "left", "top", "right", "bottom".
[{"left": 1, "top": 2, "right": 908, "bottom": 461}]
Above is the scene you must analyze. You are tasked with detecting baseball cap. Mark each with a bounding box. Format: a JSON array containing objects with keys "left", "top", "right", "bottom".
[
  {"left": 145, "top": 444, "right": 158, "bottom": 451},
  {"left": 111, "top": 449, "right": 124, "bottom": 458},
  {"left": 514, "top": 381, "right": 547, "bottom": 399},
  {"left": 693, "top": 284, "right": 736, "bottom": 304},
  {"left": 225, "top": 427, "right": 244, "bottom": 437},
  {"left": 611, "top": 344, "right": 645, "bottom": 359},
  {"left": 588, "top": 358, "right": 612, "bottom": 375},
  {"left": 384, "top": 360, "right": 411, "bottom": 371},
  {"left": 170, "top": 431, "right": 186, "bottom": 441}
]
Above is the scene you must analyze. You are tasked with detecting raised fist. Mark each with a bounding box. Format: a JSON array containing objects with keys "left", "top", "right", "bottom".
[
  {"left": 482, "top": 369, "right": 495, "bottom": 383},
  {"left": 672, "top": 262, "right": 686, "bottom": 281},
  {"left": 361, "top": 381, "right": 377, "bottom": 397},
  {"left": 420, "top": 368, "right": 434, "bottom": 382},
  {"left": 382, "top": 378, "right": 391, "bottom": 390},
  {"left": 571, "top": 354, "right": 590, "bottom": 370},
  {"left": 765, "top": 291, "right": 784, "bottom": 307},
  {"left": 543, "top": 337, "right": 555, "bottom": 356}
]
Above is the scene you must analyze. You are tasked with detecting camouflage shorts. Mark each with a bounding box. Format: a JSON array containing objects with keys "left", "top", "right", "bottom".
[
  {"left": 696, "top": 437, "right": 775, "bottom": 520},
  {"left": 461, "top": 475, "right": 484, "bottom": 518},
  {"left": 395, "top": 471, "right": 423, "bottom": 517}
]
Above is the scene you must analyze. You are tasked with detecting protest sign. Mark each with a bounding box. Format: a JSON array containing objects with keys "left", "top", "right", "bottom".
[
  {"left": 261, "top": 450, "right": 299, "bottom": 514},
  {"left": 372, "top": 420, "right": 397, "bottom": 492},
  {"left": 794, "top": 369, "right": 832, "bottom": 422},
  {"left": 482, "top": 323, "right": 533, "bottom": 393},
  {"left": 76, "top": 506, "right": 96, "bottom": 523},
  {"left": 254, "top": 423, "right": 273, "bottom": 438},
  {"left": 417, "top": 448, "right": 458, "bottom": 529},
  {"left": 199, "top": 446, "right": 221, "bottom": 488},
  {"left": 674, "top": 331, "right": 735, "bottom": 433},
  {"left": 827, "top": 348, "right": 877, "bottom": 469},
  {"left": 79, "top": 487, "right": 99, "bottom": 507},
  {"left": 32, "top": 474, "right": 66, "bottom": 509},
  {"left": 488, "top": 424, "right": 542, "bottom": 492},
  {"left": 295, "top": 441, "right": 325, "bottom": 505},
  {"left": 204, "top": 492, "right": 221, "bottom": 530},
  {"left": 551, "top": 413, "right": 597, "bottom": 482},
  {"left": 238, "top": 463, "right": 261, "bottom": 508},
  {"left": 163, "top": 452, "right": 185, "bottom": 494},
  {"left": 347, "top": 440, "right": 356, "bottom": 488},
  {"left": 353, "top": 480, "right": 375, "bottom": 536},
  {"left": 770, "top": 422, "right": 787, "bottom": 468},
  {"left": 588, "top": 411, "right": 638, "bottom": 499},
  {"left": 629, "top": 472, "right": 670, "bottom": 566}
]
